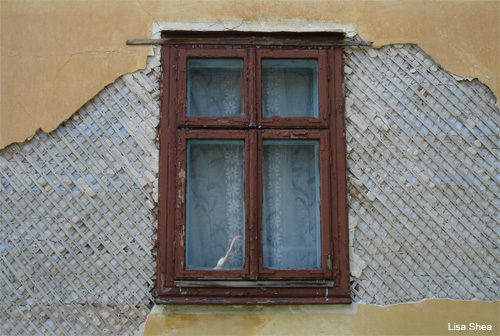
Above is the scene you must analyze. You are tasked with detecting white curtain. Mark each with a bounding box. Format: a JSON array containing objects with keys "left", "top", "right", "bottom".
[
  {"left": 262, "top": 59, "right": 318, "bottom": 118},
  {"left": 185, "top": 141, "right": 245, "bottom": 270},
  {"left": 262, "top": 141, "right": 321, "bottom": 269},
  {"left": 187, "top": 59, "right": 243, "bottom": 118},
  {"left": 185, "top": 59, "right": 321, "bottom": 271},
  {"left": 261, "top": 60, "right": 321, "bottom": 269}
]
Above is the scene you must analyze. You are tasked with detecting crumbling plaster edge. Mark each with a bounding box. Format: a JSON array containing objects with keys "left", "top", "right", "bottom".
[
  {"left": 149, "top": 302, "right": 359, "bottom": 315},
  {"left": 146, "top": 299, "right": 500, "bottom": 315},
  {"left": 151, "top": 21, "right": 497, "bottom": 99},
  {"left": 2, "top": 19, "right": 497, "bottom": 151}
]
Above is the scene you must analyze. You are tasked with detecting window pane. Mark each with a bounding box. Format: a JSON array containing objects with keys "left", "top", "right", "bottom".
[
  {"left": 187, "top": 59, "right": 244, "bottom": 118},
  {"left": 262, "top": 60, "right": 318, "bottom": 118},
  {"left": 186, "top": 140, "right": 245, "bottom": 270},
  {"left": 262, "top": 141, "right": 321, "bottom": 269}
]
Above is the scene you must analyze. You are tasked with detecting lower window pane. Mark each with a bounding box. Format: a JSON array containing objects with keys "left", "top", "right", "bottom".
[
  {"left": 262, "top": 141, "right": 321, "bottom": 270},
  {"left": 186, "top": 140, "right": 245, "bottom": 270}
]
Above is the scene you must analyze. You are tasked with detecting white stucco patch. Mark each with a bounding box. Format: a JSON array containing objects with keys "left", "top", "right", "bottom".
[{"left": 152, "top": 21, "right": 357, "bottom": 38}]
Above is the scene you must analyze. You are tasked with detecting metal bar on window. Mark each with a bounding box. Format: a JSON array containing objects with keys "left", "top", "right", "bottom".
[{"left": 126, "top": 38, "right": 373, "bottom": 47}]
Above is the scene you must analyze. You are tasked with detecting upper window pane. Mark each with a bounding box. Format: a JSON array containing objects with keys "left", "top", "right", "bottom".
[
  {"left": 187, "top": 59, "right": 244, "bottom": 118},
  {"left": 186, "top": 140, "right": 245, "bottom": 270},
  {"left": 262, "top": 140, "right": 321, "bottom": 270},
  {"left": 262, "top": 60, "right": 318, "bottom": 118}
]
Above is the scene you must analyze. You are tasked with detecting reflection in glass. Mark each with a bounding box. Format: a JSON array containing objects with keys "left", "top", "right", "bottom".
[
  {"left": 262, "top": 141, "right": 321, "bottom": 269},
  {"left": 262, "top": 59, "right": 318, "bottom": 118},
  {"left": 187, "top": 59, "right": 244, "bottom": 118},
  {"left": 186, "top": 140, "right": 245, "bottom": 270}
]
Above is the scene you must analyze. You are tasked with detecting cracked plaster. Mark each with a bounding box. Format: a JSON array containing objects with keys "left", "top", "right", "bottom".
[{"left": 1, "top": 1, "right": 498, "bottom": 149}]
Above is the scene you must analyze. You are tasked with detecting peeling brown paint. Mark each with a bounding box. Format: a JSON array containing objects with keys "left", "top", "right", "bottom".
[
  {"left": 176, "top": 188, "right": 184, "bottom": 207},
  {"left": 160, "top": 273, "right": 165, "bottom": 290},
  {"left": 176, "top": 168, "right": 186, "bottom": 206},
  {"left": 178, "top": 168, "right": 185, "bottom": 183}
]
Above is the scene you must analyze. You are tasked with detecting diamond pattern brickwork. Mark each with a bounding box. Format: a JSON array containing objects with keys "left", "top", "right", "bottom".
[
  {"left": 0, "top": 48, "right": 161, "bottom": 336},
  {"left": 345, "top": 44, "right": 499, "bottom": 305}
]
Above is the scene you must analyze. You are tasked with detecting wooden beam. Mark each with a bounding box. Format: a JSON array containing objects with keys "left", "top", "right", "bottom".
[{"left": 126, "top": 38, "right": 373, "bottom": 47}]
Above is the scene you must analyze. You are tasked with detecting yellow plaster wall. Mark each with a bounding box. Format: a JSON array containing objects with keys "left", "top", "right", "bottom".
[
  {"left": 0, "top": 0, "right": 499, "bottom": 149},
  {"left": 144, "top": 300, "right": 500, "bottom": 336}
]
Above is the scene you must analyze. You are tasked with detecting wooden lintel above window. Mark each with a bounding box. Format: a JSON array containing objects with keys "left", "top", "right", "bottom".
[{"left": 127, "top": 31, "right": 372, "bottom": 47}]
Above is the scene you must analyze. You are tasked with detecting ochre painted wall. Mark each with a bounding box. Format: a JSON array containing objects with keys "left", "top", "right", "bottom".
[
  {"left": 144, "top": 300, "right": 500, "bottom": 336},
  {"left": 1, "top": 0, "right": 499, "bottom": 149}
]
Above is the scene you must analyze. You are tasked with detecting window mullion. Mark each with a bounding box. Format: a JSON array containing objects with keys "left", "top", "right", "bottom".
[
  {"left": 248, "top": 47, "right": 257, "bottom": 128},
  {"left": 248, "top": 130, "right": 258, "bottom": 280}
]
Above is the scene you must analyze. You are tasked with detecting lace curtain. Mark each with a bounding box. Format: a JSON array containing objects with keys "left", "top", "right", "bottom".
[
  {"left": 187, "top": 59, "right": 243, "bottom": 118},
  {"left": 187, "top": 59, "right": 318, "bottom": 119},
  {"left": 186, "top": 141, "right": 245, "bottom": 270},
  {"left": 185, "top": 59, "right": 321, "bottom": 271},
  {"left": 262, "top": 141, "right": 321, "bottom": 269},
  {"left": 262, "top": 59, "right": 318, "bottom": 118}
]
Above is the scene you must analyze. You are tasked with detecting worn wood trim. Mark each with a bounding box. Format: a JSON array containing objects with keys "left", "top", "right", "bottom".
[
  {"left": 159, "top": 286, "right": 347, "bottom": 297},
  {"left": 174, "top": 280, "right": 334, "bottom": 288},
  {"left": 158, "top": 38, "right": 351, "bottom": 303},
  {"left": 255, "top": 48, "right": 329, "bottom": 129},
  {"left": 156, "top": 47, "right": 169, "bottom": 293},
  {"left": 127, "top": 38, "right": 372, "bottom": 47},
  {"left": 329, "top": 47, "right": 351, "bottom": 296},
  {"left": 176, "top": 47, "right": 250, "bottom": 128},
  {"left": 159, "top": 282, "right": 349, "bottom": 302},
  {"left": 174, "top": 130, "right": 251, "bottom": 280},
  {"left": 156, "top": 296, "right": 351, "bottom": 305},
  {"left": 157, "top": 46, "right": 178, "bottom": 292},
  {"left": 256, "top": 129, "right": 332, "bottom": 280},
  {"left": 248, "top": 48, "right": 257, "bottom": 128},
  {"left": 248, "top": 130, "right": 258, "bottom": 280}
]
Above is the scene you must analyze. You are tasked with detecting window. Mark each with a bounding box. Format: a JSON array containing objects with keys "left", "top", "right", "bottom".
[{"left": 157, "top": 32, "right": 350, "bottom": 304}]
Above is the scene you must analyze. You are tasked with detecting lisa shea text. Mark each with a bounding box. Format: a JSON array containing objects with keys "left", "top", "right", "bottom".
[{"left": 448, "top": 323, "right": 493, "bottom": 331}]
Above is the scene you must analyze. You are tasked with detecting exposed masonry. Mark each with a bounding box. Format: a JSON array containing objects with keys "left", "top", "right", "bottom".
[
  {"left": 1, "top": 44, "right": 499, "bottom": 335},
  {"left": 0, "top": 48, "right": 161, "bottom": 336},
  {"left": 345, "top": 45, "right": 499, "bottom": 304}
]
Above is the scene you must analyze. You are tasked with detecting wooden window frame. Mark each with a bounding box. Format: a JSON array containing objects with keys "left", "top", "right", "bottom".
[
  {"left": 174, "top": 130, "right": 252, "bottom": 280},
  {"left": 157, "top": 32, "right": 350, "bottom": 304},
  {"left": 256, "top": 49, "right": 330, "bottom": 128},
  {"left": 177, "top": 48, "right": 251, "bottom": 128}
]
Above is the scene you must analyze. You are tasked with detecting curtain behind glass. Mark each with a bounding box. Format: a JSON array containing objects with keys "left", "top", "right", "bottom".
[
  {"left": 262, "top": 60, "right": 318, "bottom": 118},
  {"left": 187, "top": 59, "right": 244, "bottom": 118},
  {"left": 186, "top": 141, "right": 245, "bottom": 270},
  {"left": 262, "top": 141, "right": 321, "bottom": 269}
]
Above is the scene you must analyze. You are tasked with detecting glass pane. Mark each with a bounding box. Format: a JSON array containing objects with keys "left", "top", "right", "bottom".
[
  {"left": 186, "top": 140, "right": 245, "bottom": 270},
  {"left": 262, "top": 59, "right": 318, "bottom": 118},
  {"left": 262, "top": 141, "right": 321, "bottom": 269},
  {"left": 187, "top": 59, "right": 244, "bottom": 118}
]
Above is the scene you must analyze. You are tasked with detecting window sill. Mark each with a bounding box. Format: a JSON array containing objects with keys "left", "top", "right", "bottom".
[
  {"left": 155, "top": 296, "right": 351, "bottom": 305},
  {"left": 174, "top": 280, "right": 335, "bottom": 288}
]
